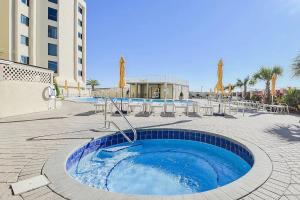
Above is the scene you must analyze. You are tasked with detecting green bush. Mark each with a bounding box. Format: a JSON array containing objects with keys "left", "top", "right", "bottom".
[
  {"left": 250, "top": 94, "right": 261, "bottom": 102},
  {"left": 53, "top": 78, "right": 61, "bottom": 97},
  {"left": 283, "top": 88, "right": 300, "bottom": 111}
]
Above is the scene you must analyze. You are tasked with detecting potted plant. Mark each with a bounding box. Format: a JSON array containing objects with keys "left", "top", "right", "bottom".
[{"left": 179, "top": 92, "right": 184, "bottom": 100}]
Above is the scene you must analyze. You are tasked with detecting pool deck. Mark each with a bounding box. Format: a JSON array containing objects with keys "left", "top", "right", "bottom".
[{"left": 0, "top": 100, "right": 299, "bottom": 200}]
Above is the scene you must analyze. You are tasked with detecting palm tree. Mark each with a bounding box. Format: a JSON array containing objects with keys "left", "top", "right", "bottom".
[
  {"left": 224, "top": 84, "right": 236, "bottom": 91},
  {"left": 252, "top": 66, "right": 283, "bottom": 104},
  {"left": 86, "top": 79, "right": 99, "bottom": 91},
  {"left": 292, "top": 55, "right": 300, "bottom": 77},
  {"left": 236, "top": 76, "right": 251, "bottom": 99}
]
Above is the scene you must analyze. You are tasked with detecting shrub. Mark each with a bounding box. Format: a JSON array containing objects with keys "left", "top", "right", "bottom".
[
  {"left": 53, "top": 78, "right": 60, "bottom": 97},
  {"left": 250, "top": 94, "right": 261, "bottom": 102},
  {"left": 283, "top": 88, "right": 300, "bottom": 111}
]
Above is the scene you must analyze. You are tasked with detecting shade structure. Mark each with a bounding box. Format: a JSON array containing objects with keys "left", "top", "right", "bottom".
[
  {"left": 64, "top": 80, "right": 68, "bottom": 91},
  {"left": 214, "top": 59, "right": 224, "bottom": 95},
  {"left": 271, "top": 73, "right": 277, "bottom": 97},
  {"left": 119, "top": 56, "right": 126, "bottom": 89}
]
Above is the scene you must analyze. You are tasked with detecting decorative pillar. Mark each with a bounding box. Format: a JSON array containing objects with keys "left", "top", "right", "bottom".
[{"left": 29, "top": 0, "right": 37, "bottom": 65}]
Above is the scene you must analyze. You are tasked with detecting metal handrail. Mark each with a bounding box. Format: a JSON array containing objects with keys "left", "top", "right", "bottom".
[
  {"left": 105, "top": 120, "right": 133, "bottom": 143},
  {"left": 109, "top": 97, "right": 137, "bottom": 142}
]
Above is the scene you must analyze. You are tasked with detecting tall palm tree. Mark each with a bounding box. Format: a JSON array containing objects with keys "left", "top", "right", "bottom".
[
  {"left": 86, "top": 79, "right": 99, "bottom": 91},
  {"left": 292, "top": 55, "right": 300, "bottom": 77},
  {"left": 252, "top": 66, "right": 283, "bottom": 104},
  {"left": 236, "top": 76, "right": 253, "bottom": 99}
]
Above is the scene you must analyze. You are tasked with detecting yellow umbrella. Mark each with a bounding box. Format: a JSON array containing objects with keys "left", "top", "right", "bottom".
[
  {"left": 118, "top": 56, "right": 126, "bottom": 112},
  {"left": 271, "top": 73, "right": 277, "bottom": 97},
  {"left": 64, "top": 80, "right": 68, "bottom": 91},
  {"left": 77, "top": 82, "right": 80, "bottom": 91},
  {"left": 119, "top": 56, "right": 126, "bottom": 89},
  {"left": 214, "top": 59, "right": 224, "bottom": 95}
]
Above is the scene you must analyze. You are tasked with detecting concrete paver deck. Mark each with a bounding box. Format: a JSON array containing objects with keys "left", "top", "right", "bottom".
[{"left": 0, "top": 101, "right": 299, "bottom": 200}]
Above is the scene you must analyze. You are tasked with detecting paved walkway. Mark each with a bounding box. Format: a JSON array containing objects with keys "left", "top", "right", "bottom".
[{"left": 0, "top": 101, "right": 299, "bottom": 200}]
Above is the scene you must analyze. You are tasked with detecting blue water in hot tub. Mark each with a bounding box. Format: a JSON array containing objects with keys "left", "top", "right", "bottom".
[{"left": 68, "top": 140, "right": 251, "bottom": 196}]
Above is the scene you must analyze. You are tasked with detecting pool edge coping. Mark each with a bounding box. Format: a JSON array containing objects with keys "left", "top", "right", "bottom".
[{"left": 43, "top": 128, "right": 273, "bottom": 200}]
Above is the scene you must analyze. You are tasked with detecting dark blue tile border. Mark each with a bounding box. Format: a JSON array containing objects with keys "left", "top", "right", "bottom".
[{"left": 66, "top": 129, "right": 254, "bottom": 170}]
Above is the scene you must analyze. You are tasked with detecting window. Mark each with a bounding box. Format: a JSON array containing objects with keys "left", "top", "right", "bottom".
[
  {"left": 21, "top": 0, "right": 29, "bottom": 6},
  {"left": 78, "top": 32, "right": 82, "bottom": 39},
  {"left": 48, "top": 61, "right": 58, "bottom": 73},
  {"left": 78, "top": 6, "right": 83, "bottom": 14},
  {"left": 20, "top": 56, "right": 29, "bottom": 64},
  {"left": 48, "top": 7, "right": 58, "bottom": 21},
  {"left": 48, "top": 25, "right": 58, "bottom": 39},
  {"left": 78, "top": 58, "right": 82, "bottom": 64},
  {"left": 78, "top": 19, "right": 82, "bottom": 27},
  {"left": 48, "top": 0, "right": 58, "bottom": 4},
  {"left": 21, "top": 14, "right": 29, "bottom": 26},
  {"left": 78, "top": 70, "right": 82, "bottom": 77},
  {"left": 20, "top": 35, "right": 29, "bottom": 46},
  {"left": 78, "top": 45, "right": 82, "bottom": 52},
  {"left": 48, "top": 43, "right": 57, "bottom": 56}
]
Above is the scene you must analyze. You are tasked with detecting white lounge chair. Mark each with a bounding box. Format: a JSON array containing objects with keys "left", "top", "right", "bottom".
[
  {"left": 128, "top": 99, "right": 144, "bottom": 113},
  {"left": 163, "top": 100, "right": 176, "bottom": 114},
  {"left": 94, "top": 99, "right": 107, "bottom": 113},
  {"left": 149, "top": 100, "right": 165, "bottom": 114},
  {"left": 174, "top": 100, "right": 189, "bottom": 115}
]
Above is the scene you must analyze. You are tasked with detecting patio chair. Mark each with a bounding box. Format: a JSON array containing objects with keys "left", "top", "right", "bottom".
[
  {"left": 128, "top": 99, "right": 144, "bottom": 113},
  {"left": 174, "top": 100, "right": 189, "bottom": 115},
  {"left": 149, "top": 100, "right": 165, "bottom": 114},
  {"left": 164, "top": 100, "right": 176, "bottom": 114},
  {"left": 94, "top": 99, "right": 106, "bottom": 113},
  {"left": 198, "top": 104, "right": 214, "bottom": 116}
]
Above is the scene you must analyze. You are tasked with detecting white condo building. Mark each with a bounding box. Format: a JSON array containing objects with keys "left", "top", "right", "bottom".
[{"left": 0, "top": 0, "right": 87, "bottom": 94}]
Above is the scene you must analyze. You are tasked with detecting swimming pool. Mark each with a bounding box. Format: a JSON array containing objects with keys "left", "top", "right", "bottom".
[
  {"left": 67, "top": 97, "right": 194, "bottom": 104},
  {"left": 66, "top": 129, "right": 253, "bottom": 196}
]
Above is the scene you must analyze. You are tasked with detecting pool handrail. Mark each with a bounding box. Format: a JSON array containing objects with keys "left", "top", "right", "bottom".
[{"left": 108, "top": 97, "right": 137, "bottom": 142}]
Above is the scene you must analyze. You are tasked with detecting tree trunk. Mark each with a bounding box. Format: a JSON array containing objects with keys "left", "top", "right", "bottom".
[
  {"left": 265, "top": 81, "right": 271, "bottom": 104},
  {"left": 92, "top": 85, "right": 95, "bottom": 91},
  {"left": 244, "top": 85, "right": 247, "bottom": 100}
]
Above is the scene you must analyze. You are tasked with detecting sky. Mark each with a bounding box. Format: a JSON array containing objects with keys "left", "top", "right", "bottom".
[{"left": 86, "top": 0, "right": 300, "bottom": 91}]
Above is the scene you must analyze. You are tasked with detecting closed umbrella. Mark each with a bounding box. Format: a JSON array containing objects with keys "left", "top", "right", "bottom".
[
  {"left": 271, "top": 74, "right": 277, "bottom": 104},
  {"left": 214, "top": 59, "right": 225, "bottom": 115},
  {"left": 214, "top": 59, "right": 224, "bottom": 95},
  {"left": 64, "top": 80, "right": 68, "bottom": 96},
  {"left": 77, "top": 82, "right": 80, "bottom": 97},
  {"left": 119, "top": 56, "right": 126, "bottom": 113}
]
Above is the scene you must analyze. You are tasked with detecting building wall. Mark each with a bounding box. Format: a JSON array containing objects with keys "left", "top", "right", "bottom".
[
  {"left": 129, "top": 83, "right": 189, "bottom": 100},
  {"left": 0, "top": 81, "right": 51, "bottom": 118},
  {"left": 0, "top": 0, "right": 10, "bottom": 60},
  {"left": 0, "top": 0, "right": 87, "bottom": 96},
  {"left": 0, "top": 62, "right": 59, "bottom": 118}
]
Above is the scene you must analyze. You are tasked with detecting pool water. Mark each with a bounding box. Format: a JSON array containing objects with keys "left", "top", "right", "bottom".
[
  {"left": 67, "top": 97, "right": 193, "bottom": 104},
  {"left": 68, "top": 140, "right": 251, "bottom": 196}
]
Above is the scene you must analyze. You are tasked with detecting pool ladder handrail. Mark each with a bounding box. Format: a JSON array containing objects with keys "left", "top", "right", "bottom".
[{"left": 107, "top": 97, "right": 137, "bottom": 143}]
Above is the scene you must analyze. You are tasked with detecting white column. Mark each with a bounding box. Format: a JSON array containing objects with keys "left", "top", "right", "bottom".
[
  {"left": 73, "top": 0, "right": 78, "bottom": 82},
  {"left": 14, "top": 0, "right": 19, "bottom": 62},
  {"left": 29, "top": 0, "right": 37, "bottom": 65}
]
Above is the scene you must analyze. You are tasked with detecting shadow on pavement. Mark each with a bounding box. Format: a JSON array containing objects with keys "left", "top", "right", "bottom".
[
  {"left": 0, "top": 117, "right": 67, "bottom": 124},
  {"left": 266, "top": 124, "right": 300, "bottom": 142}
]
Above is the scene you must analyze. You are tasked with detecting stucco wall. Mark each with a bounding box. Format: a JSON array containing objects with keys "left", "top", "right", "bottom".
[
  {"left": 0, "top": 0, "right": 10, "bottom": 60},
  {"left": 0, "top": 81, "right": 51, "bottom": 118}
]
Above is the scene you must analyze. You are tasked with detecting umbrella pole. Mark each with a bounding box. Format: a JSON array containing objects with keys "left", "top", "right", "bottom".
[{"left": 121, "top": 88, "right": 123, "bottom": 112}]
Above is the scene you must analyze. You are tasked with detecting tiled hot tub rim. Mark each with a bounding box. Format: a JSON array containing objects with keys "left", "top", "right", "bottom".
[{"left": 66, "top": 128, "right": 254, "bottom": 171}]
